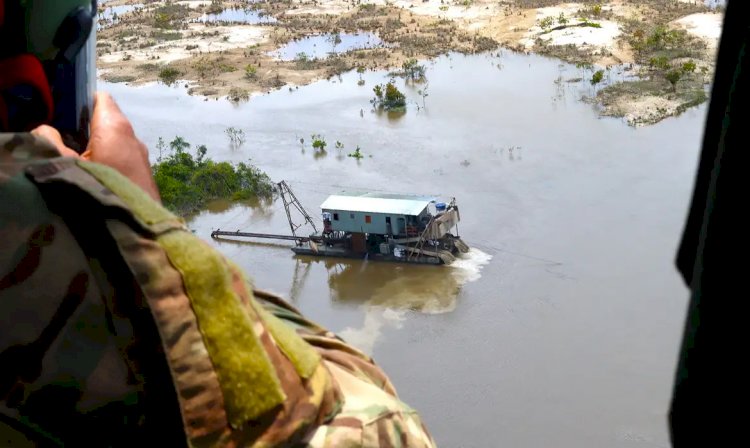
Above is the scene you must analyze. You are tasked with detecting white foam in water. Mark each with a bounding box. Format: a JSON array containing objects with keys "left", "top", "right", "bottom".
[{"left": 449, "top": 247, "right": 493, "bottom": 284}]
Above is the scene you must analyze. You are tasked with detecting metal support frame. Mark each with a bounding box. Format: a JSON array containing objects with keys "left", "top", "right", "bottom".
[
  {"left": 408, "top": 215, "right": 435, "bottom": 261},
  {"left": 278, "top": 180, "right": 318, "bottom": 238}
]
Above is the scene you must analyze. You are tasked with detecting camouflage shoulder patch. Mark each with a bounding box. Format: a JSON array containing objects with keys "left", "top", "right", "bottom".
[{"left": 302, "top": 362, "right": 437, "bottom": 448}]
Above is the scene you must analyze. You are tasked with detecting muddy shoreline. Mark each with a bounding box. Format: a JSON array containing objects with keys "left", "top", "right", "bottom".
[{"left": 97, "top": 0, "right": 724, "bottom": 126}]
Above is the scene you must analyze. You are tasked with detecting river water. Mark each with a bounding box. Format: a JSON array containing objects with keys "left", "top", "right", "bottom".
[{"left": 102, "top": 50, "right": 705, "bottom": 447}]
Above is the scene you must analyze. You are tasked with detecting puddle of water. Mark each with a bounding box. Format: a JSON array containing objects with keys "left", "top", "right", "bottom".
[
  {"left": 705, "top": 0, "right": 726, "bottom": 9},
  {"left": 97, "top": 3, "right": 144, "bottom": 29},
  {"left": 270, "top": 32, "right": 385, "bottom": 61},
  {"left": 196, "top": 8, "right": 277, "bottom": 25}
]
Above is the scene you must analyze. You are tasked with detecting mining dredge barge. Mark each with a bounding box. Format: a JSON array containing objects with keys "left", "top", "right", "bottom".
[{"left": 211, "top": 181, "right": 469, "bottom": 265}]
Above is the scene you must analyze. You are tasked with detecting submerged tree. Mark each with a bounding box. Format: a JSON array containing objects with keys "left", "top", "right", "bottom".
[
  {"left": 417, "top": 83, "right": 429, "bottom": 109},
  {"left": 401, "top": 59, "right": 426, "bottom": 81},
  {"left": 152, "top": 136, "right": 273, "bottom": 215},
  {"left": 311, "top": 134, "right": 327, "bottom": 151},
  {"left": 371, "top": 82, "right": 406, "bottom": 111},
  {"left": 226, "top": 127, "right": 246, "bottom": 147},
  {"left": 347, "top": 146, "right": 364, "bottom": 160}
]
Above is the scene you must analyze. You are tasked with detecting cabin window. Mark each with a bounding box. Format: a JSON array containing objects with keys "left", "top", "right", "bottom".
[
  {"left": 333, "top": 213, "right": 339, "bottom": 221},
  {"left": 350, "top": 213, "right": 355, "bottom": 219},
  {"left": 385, "top": 217, "right": 391, "bottom": 224},
  {"left": 365, "top": 215, "right": 372, "bottom": 224}
]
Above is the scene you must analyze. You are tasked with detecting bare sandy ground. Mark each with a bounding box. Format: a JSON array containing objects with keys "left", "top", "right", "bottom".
[
  {"left": 673, "top": 12, "right": 724, "bottom": 48},
  {"left": 100, "top": 24, "right": 269, "bottom": 64},
  {"left": 519, "top": 4, "right": 622, "bottom": 64}
]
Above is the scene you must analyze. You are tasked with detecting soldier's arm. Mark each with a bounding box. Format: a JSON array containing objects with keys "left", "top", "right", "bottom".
[{"left": 1, "top": 93, "right": 436, "bottom": 447}]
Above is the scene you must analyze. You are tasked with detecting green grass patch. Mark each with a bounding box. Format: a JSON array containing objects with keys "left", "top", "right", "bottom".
[
  {"left": 218, "top": 63, "right": 236, "bottom": 73},
  {"left": 150, "top": 30, "right": 182, "bottom": 41},
  {"left": 580, "top": 20, "right": 601, "bottom": 29}
]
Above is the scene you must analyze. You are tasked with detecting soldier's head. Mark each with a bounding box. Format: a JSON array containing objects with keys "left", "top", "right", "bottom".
[{"left": 0, "top": 0, "right": 97, "bottom": 150}]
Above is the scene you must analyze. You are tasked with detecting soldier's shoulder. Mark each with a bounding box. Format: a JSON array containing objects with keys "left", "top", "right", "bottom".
[{"left": 301, "top": 361, "right": 436, "bottom": 447}]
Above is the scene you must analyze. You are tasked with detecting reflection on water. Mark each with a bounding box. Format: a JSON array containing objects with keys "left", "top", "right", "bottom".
[
  {"left": 188, "top": 196, "right": 275, "bottom": 228},
  {"left": 270, "top": 32, "right": 385, "bottom": 61},
  {"left": 203, "top": 198, "right": 236, "bottom": 214},
  {"left": 338, "top": 307, "right": 407, "bottom": 355},
  {"left": 336, "top": 249, "right": 491, "bottom": 354},
  {"left": 325, "top": 248, "right": 491, "bottom": 313}
]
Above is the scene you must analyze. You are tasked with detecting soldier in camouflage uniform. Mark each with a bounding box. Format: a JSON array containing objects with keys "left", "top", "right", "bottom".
[{"left": 0, "top": 93, "right": 436, "bottom": 447}]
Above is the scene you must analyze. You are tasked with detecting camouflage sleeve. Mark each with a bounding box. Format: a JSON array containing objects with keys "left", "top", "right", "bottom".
[
  {"left": 1, "top": 133, "right": 186, "bottom": 446},
  {"left": 255, "top": 290, "right": 437, "bottom": 447},
  {"left": 0, "top": 132, "right": 436, "bottom": 447}
]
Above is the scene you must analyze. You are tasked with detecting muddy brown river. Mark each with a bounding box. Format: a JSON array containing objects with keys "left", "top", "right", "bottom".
[{"left": 103, "top": 51, "right": 706, "bottom": 447}]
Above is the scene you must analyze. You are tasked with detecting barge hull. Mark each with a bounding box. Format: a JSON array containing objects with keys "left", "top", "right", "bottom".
[{"left": 291, "top": 247, "right": 443, "bottom": 265}]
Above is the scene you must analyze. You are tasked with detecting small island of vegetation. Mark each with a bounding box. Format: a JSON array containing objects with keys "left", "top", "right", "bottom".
[{"left": 152, "top": 136, "right": 274, "bottom": 215}]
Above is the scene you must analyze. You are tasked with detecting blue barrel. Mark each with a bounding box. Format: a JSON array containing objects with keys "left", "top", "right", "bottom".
[{"left": 435, "top": 202, "right": 447, "bottom": 212}]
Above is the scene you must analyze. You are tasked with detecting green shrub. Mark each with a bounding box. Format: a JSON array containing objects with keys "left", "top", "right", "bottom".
[
  {"left": 228, "top": 87, "right": 250, "bottom": 102},
  {"left": 540, "top": 16, "right": 554, "bottom": 31},
  {"left": 158, "top": 67, "right": 181, "bottom": 85},
  {"left": 152, "top": 137, "right": 273, "bottom": 214},
  {"left": 245, "top": 64, "right": 258, "bottom": 80},
  {"left": 398, "top": 59, "right": 426, "bottom": 80},
  {"left": 682, "top": 60, "right": 697, "bottom": 73},
  {"left": 649, "top": 56, "right": 670, "bottom": 70},
  {"left": 372, "top": 82, "right": 406, "bottom": 110},
  {"left": 591, "top": 69, "right": 604, "bottom": 85},
  {"left": 348, "top": 146, "right": 364, "bottom": 159},
  {"left": 665, "top": 69, "right": 682, "bottom": 90},
  {"left": 311, "top": 134, "right": 327, "bottom": 151}
]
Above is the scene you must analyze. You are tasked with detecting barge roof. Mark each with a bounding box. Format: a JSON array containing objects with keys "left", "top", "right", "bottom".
[{"left": 321, "top": 192, "right": 436, "bottom": 216}]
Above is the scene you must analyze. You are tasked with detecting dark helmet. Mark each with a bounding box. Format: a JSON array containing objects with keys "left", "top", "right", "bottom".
[{"left": 0, "top": 0, "right": 97, "bottom": 150}]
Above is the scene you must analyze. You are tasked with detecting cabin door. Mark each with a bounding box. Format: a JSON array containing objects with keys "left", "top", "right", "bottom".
[{"left": 397, "top": 217, "right": 406, "bottom": 236}]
